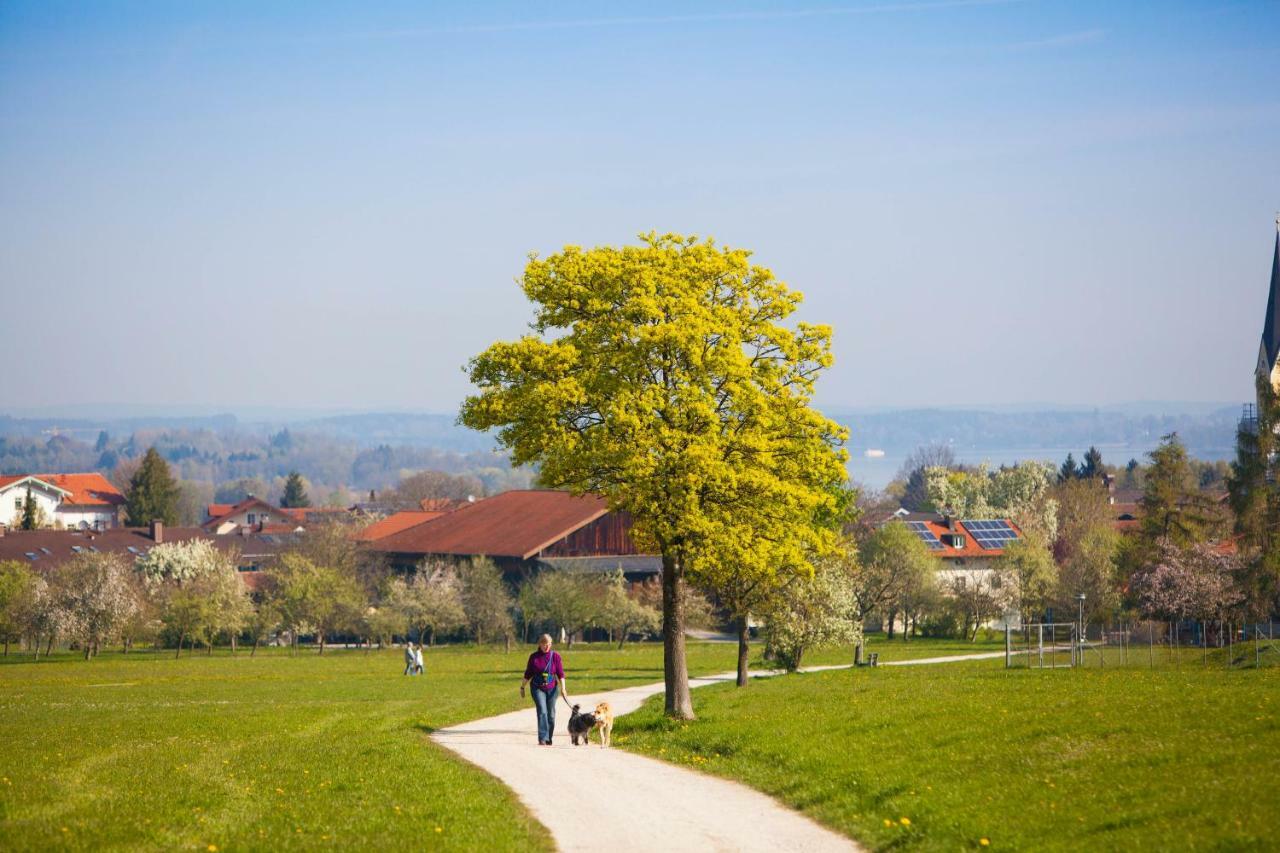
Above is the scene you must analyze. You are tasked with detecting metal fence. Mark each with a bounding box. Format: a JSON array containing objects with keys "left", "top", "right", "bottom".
[{"left": 1005, "top": 621, "right": 1280, "bottom": 669}]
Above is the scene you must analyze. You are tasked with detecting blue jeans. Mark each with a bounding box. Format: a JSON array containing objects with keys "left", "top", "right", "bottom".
[{"left": 532, "top": 686, "right": 558, "bottom": 743}]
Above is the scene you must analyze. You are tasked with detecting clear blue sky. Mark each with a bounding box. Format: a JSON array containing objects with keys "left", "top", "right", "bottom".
[{"left": 1, "top": 1, "right": 1277, "bottom": 414}]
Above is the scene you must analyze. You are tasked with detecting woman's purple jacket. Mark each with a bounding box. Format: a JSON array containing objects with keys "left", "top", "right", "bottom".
[{"left": 524, "top": 650, "right": 565, "bottom": 681}]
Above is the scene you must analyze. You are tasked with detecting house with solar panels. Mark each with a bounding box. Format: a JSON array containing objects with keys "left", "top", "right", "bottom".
[{"left": 897, "top": 512, "right": 1024, "bottom": 628}]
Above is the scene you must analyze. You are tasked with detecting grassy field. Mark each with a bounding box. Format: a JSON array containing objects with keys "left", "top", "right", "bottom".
[
  {"left": 0, "top": 641, "right": 754, "bottom": 851},
  {"left": 617, "top": 657, "right": 1280, "bottom": 851}
]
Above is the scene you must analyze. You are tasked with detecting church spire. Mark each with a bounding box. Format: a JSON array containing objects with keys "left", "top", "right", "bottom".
[{"left": 1259, "top": 216, "right": 1280, "bottom": 377}]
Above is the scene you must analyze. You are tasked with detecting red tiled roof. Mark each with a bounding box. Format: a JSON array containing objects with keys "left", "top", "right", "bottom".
[
  {"left": 0, "top": 474, "right": 73, "bottom": 498},
  {"left": 372, "top": 490, "right": 610, "bottom": 559},
  {"left": 202, "top": 497, "right": 285, "bottom": 530},
  {"left": 207, "top": 503, "right": 234, "bottom": 518},
  {"left": 355, "top": 511, "right": 444, "bottom": 542},
  {"left": 0, "top": 473, "right": 123, "bottom": 507}
]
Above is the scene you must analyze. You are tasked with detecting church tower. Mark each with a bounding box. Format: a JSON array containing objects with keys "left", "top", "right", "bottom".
[{"left": 1255, "top": 216, "right": 1280, "bottom": 410}]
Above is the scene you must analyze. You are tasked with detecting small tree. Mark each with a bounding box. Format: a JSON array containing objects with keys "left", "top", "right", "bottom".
[
  {"left": 281, "top": 472, "right": 311, "bottom": 508},
  {"left": 855, "top": 522, "right": 936, "bottom": 657},
  {"left": 125, "top": 447, "right": 178, "bottom": 526},
  {"left": 53, "top": 552, "right": 139, "bottom": 660},
  {"left": 1057, "top": 525, "right": 1120, "bottom": 621},
  {"left": 0, "top": 560, "right": 40, "bottom": 654},
  {"left": 520, "top": 571, "right": 600, "bottom": 646},
  {"left": 763, "top": 557, "right": 858, "bottom": 671},
  {"left": 596, "top": 570, "right": 660, "bottom": 648},
  {"left": 457, "top": 557, "right": 515, "bottom": 647},
  {"left": 20, "top": 485, "right": 40, "bottom": 530},
  {"left": 948, "top": 565, "right": 1010, "bottom": 641},
  {"left": 1059, "top": 453, "right": 1079, "bottom": 483},
  {"left": 1080, "top": 446, "right": 1104, "bottom": 480},
  {"left": 395, "top": 563, "right": 467, "bottom": 645},
  {"left": 996, "top": 535, "right": 1057, "bottom": 627}
]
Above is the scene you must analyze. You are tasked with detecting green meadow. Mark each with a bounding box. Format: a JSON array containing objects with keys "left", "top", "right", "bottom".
[
  {"left": 4, "top": 636, "right": 1273, "bottom": 852},
  {"left": 0, "top": 642, "right": 743, "bottom": 852},
  {"left": 618, "top": 656, "right": 1280, "bottom": 851}
]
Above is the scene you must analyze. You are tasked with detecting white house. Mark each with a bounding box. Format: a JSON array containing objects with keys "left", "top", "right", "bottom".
[{"left": 0, "top": 473, "right": 126, "bottom": 530}]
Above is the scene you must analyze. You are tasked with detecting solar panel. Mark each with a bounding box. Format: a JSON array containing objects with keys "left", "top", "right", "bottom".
[
  {"left": 71, "top": 545, "right": 83, "bottom": 553},
  {"left": 25, "top": 552, "right": 38, "bottom": 561},
  {"left": 127, "top": 546, "right": 141, "bottom": 555},
  {"left": 906, "top": 521, "right": 945, "bottom": 551},
  {"left": 961, "top": 519, "right": 1019, "bottom": 550}
]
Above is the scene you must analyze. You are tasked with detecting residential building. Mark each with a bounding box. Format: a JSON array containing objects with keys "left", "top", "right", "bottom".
[
  {"left": 203, "top": 497, "right": 303, "bottom": 535},
  {"left": 895, "top": 512, "right": 1024, "bottom": 627},
  {"left": 0, "top": 473, "right": 125, "bottom": 530},
  {"left": 0, "top": 520, "right": 294, "bottom": 588}
]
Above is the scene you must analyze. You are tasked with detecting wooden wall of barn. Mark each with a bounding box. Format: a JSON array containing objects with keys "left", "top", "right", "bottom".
[{"left": 539, "top": 512, "right": 641, "bottom": 558}]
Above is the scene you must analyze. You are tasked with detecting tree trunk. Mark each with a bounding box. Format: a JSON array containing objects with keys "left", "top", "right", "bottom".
[
  {"left": 886, "top": 609, "right": 897, "bottom": 640},
  {"left": 3, "top": 639, "right": 8, "bottom": 656},
  {"left": 84, "top": 644, "right": 92, "bottom": 661},
  {"left": 736, "top": 615, "right": 750, "bottom": 687},
  {"left": 504, "top": 633, "right": 511, "bottom": 654},
  {"left": 318, "top": 631, "right": 325, "bottom": 655},
  {"left": 176, "top": 632, "right": 185, "bottom": 659},
  {"left": 661, "top": 550, "right": 694, "bottom": 719},
  {"left": 44, "top": 636, "right": 53, "bottom": 657},
  {"left": 207, "top": 639, "right": 213, "bottom": 656},
  {"left": 854, "top": 617, "right": 865, "bottom": 666},
  {"left": 251, "top": 637, "right": 259, "bottom": 657},
  {"left": 231, "top": 634, "right": 237, "bottom": 655}
]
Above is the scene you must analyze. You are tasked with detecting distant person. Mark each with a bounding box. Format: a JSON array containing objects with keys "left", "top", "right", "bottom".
[
  {"left": 414, "top": 644, "right": 425, "bottom": 675},
  {"left": 404, "top": 642, "right": 417, "bottom": 676},
  {"left": 520, "top": 633, "right": 569, "bottom": 745}
]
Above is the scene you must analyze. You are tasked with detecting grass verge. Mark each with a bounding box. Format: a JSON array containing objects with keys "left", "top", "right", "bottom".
[{"left": 616, "top": 658, "right": 1280, "bottom": 851}]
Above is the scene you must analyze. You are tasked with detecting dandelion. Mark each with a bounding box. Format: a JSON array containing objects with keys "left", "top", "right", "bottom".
[
  {"left": 980, "top": 838, "right": 990, "bottom": 846},
  {"left": 276, "top": 788, "right": 285, "bottom": 794},
  {"left": 208, "top": 845, "right": 219, "bottom": 851},
  {"left": 435, "top": 827, "right": 443, "bottom": 833},
  {"left": 900, "top": 817, "right": 911, "bottom": 826},
  {"left": 883, "top": 819, "right": 892, "bottom": 827}
]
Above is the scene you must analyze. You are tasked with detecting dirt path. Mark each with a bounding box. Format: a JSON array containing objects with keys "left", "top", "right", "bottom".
[
  {"left": 432, "top": 652, "right": 1003, "bottom": 851},
  {"left": 431, "top": 666, "right": 860, "bottom": 853}
]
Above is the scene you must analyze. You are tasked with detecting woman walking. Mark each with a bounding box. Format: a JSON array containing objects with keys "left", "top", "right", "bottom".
[{"left": 520, "top": 633, "right": 568, "bottom": 745}]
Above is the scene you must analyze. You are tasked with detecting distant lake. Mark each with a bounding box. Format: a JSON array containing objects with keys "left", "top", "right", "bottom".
[{"left": 847, "top": 443, "right": 1232, "bottom": 491}]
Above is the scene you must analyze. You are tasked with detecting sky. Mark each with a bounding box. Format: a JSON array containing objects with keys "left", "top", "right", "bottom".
[{"left": 1, "top": 1, "right": 1277, "bottom": 416}]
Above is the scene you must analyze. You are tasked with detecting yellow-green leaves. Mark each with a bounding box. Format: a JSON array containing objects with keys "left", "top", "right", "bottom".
[{"left": 461, "top": 232, "right": 848, "bottom": 585}]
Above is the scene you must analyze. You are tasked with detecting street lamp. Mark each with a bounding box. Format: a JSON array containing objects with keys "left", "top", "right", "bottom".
[{"left": 1075, "top": 593, "right": 1087, "bottom": 664}]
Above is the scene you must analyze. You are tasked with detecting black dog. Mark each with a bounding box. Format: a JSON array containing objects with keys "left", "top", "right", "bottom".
[{"left": 567, "top": 704, "right": 598, "bottom": 746}]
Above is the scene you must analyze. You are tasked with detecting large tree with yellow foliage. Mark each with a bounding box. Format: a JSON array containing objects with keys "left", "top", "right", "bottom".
[{"left": 461, "top": 233, "right": 848, "bottom": 718}]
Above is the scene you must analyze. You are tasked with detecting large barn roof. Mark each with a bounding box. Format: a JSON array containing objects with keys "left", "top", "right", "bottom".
[{"left": 371, "top": 490, "right": 610, "bottom": 560}]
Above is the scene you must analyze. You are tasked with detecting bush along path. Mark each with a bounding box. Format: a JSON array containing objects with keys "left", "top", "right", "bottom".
[{"left": 430, "top": 666, "right": 861, "bottom": 853}]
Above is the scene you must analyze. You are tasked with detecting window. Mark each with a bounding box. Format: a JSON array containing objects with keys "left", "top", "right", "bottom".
[
  {"left": 127, "top": 546, "right": 141, "bottom": 555},
  {"left": 40, "top": 547, "right": 51, "bottom": 555},
  {"left": 14, "top": 498, "right": 21, "bottom": 511},
  {"left": 247, "top": 513, "right": 256, "bottom": 525},
  {"left": 71, "top": 545, "right": 83, "bottom": 553},
  {"left": 954, "top": 576, "right": 966, "bottom": 591},
  {"left": 24, "top": 552, "right": 37, "bottom": 561}
]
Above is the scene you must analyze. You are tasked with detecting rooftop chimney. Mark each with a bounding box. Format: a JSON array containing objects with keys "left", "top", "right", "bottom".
[{"left": 150, "top": 519, "right": 164, "bottom": 544}]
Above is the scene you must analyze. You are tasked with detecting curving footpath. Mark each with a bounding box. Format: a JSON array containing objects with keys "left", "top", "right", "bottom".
[
  {"left": 431, "top": 665, "right": 860, "bottom": 853},
  {"left": 432, "top": 652, "right": 1004, "bottom": 852}
]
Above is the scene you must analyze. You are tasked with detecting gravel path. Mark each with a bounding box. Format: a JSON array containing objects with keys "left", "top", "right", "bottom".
[
  {"left": 432, "top": 651, "right": 1004, "bottom": 851},
  {"left": 431, "top": 666, "right": 860, "bottom": 853}
]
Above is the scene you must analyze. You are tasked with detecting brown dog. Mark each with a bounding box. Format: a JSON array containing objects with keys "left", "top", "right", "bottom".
[{"left": 592, "top": 701, "right": 614, "bottom": 747}]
